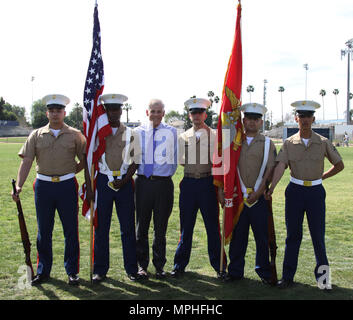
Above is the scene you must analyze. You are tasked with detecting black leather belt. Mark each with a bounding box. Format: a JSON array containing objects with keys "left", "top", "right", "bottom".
[
  {"left": 184, "top": 172, "right": 212, "bottom": 179},
  {"left": 137, "top": 175, "right": 171, "bottom": 181}
]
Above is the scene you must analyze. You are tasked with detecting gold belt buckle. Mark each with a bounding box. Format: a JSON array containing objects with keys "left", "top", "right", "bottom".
[
  {"left": 112, "top": 170, "right": 121, "bottom": 177},
  {"left": 303, "top": 180, "right": 312, "bottom": 187},
  {"left": 51, "top": 176, "right": 60, "bottom": 183},
  {"left": 108, "top": 181, "right": 119, "bottom": 191},
  {"left": 194, "top": 172, "right": 201, "bottom": 179},
  {"left": 244, "top": 198, "right": 258, "bottom": 208}
]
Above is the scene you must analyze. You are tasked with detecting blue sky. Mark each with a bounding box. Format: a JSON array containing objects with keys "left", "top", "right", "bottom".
[{"left": 0, "top": 0, "right": 352, "bottom": 123}]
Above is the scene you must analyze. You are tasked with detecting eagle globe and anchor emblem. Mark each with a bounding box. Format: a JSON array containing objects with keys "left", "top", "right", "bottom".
[
  {"left": 219, "top": 86, "right": 243, "bottom": 207},
  {"left": 220, "top": 86, "right": 242, "bottom": 152}
]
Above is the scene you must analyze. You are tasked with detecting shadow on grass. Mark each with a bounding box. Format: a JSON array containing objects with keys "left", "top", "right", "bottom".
[{"left": 34, "top": 271, "right": 353, "bottom": 300}]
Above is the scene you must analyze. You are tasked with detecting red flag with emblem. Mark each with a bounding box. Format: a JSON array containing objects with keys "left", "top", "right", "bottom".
[{"left": 213, "top": 0, "right": 244, "bottom": 245}]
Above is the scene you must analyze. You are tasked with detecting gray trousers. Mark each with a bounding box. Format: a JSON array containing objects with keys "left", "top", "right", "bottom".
[{"left": 135, "top": 175, "right": 174, "bottom": 271}]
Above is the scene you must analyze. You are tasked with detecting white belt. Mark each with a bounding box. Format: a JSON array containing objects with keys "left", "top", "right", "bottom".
[
  {"left": 98, "top": 127, "right": 132, "bottom": 191},
  {"left": 290, "top": 177, "right": 322, "bottom": 187},
  {"left": 238, "top": 136, "right": 271, "bottom": 208},
  {"left": 36, "top": 173, "right": 75, "bottom": 183}
]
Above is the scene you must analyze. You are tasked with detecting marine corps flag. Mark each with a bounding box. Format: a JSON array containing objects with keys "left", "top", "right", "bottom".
[{"left": 213, "top": 0, "right": 244, "bottom": 245}]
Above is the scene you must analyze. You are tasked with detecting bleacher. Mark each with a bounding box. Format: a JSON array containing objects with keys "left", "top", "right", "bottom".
[{"left": 0, "top": 121, "right": 32, "bottom": 137}]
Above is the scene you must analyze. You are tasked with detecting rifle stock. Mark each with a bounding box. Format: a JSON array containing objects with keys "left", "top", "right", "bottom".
[{"left": 12, "top": 179, "right": 34, "bottom": 280}]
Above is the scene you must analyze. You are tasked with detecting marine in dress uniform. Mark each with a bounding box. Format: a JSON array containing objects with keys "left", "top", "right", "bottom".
[
  {"left": 84, "top": 94, "right": 140, "bottom": 283},
  {"left": 220, "top": 103, "right": 277, "bottom": 284},
  {"left": 267, "top": 100, "right": 344, "bottom": 289},
  {"left": 171, "top": 98, "right": 226, "bottom": 279},
  {"left": 13, "top": 94, "right": 86, "bottom": 286}
]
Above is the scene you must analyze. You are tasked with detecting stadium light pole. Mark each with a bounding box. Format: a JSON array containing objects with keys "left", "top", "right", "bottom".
[
  {"left": 246, "top": 85, "right": 254, "bottom": 103},
  {"left": 278, "top": 86, "right": 285, "bottom": 124},
  {"left": 263, "top": 79, "right": 268, "bottom": 132},
  {"left": 29, "top": 76, "right": 35, "bottom": 123},
  {"left": 31, "top": 76, "right": 35, "bottom": 106},
  {"left": 341, "top": 38, "right": 353, "bottom": 124},
  {"left": 303, "top": 64, "right": 309, "bottom": 100}
]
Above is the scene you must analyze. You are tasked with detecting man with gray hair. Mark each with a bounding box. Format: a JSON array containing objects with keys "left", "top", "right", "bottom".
[{"left": 134, "top": 99, "right": 178, "bottom": 279}]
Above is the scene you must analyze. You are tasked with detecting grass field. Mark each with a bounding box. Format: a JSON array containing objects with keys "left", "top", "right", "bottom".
[{"left": 0, "top": 139, "right": 352, "bottom": 300}]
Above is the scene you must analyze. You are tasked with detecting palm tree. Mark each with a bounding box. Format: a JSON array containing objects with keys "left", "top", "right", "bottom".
[
  {"left": 207, "top": 91, "right": 220, "bottom": 127},
  {"left": 319, "top": 89, "right": 326, "bottom": 120},
  {"left": 333, "top": 89, "right": 339, "bottom": 120},
  {"left": 123, "top": 103, "right": 132, "bottom": 123},
  {"left": 246, "top": 85, "right": 254, "bottom": 103},
  {"left": 207, "top": 91, "right": 219, "bottom": 107},
  {"left": 278, "top": 86, "right": 285, "bottom": 124},
  {"left": 207, "top": 91, "right": 214, "bottom": 98}
]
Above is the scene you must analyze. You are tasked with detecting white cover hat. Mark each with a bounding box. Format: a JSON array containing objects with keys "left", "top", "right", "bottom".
[
  {"left": 291, "top": 100, "right": 320, "bottom": 112},
  {"left": 42, "top": 94, "right": 70, "bottom": 107},
  {"left": 240, "top": 103, "right": 267, "bottom": 116},
  {"left": 100, "top": 93, "right": 128, "bottom": 105},
  {"left": 184, "top": 98, "right": 211, "bottom": 110}
]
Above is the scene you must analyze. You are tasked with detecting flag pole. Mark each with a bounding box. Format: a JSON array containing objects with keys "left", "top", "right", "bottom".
[
  {"left": 220, "top": 205, "right": 226, "bottom": 273},
  {"left": 217, "top": 0, "right": 242, "bottom": 276},
  {"left": 89, "top": 163, "right": 95, "bottom": 284}
]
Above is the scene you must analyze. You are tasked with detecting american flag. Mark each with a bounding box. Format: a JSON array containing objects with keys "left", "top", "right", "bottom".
[{"left": 81, "top": 3, "right": 111, "bottom": 225}]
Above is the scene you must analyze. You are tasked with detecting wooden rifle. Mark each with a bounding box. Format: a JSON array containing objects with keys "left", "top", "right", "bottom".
[
  {"left": 12, "top": 179, "right": 35, "bottom": 281},
  {"left": 266, "top": 184, "right": 278, "bottom": 286}
]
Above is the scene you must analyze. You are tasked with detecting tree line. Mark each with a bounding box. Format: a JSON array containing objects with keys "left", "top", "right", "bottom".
[
  {"left": 245, "top": 85, "right": 353, "bottom": 127},
  {"left": 1, "top": 91, "right": 220, "bottom": 132},
  {"left": 0, "top": 97, "right": 27, "bottom": 126},
  {"left": 0, "top": 96, "right": 83, "bottom": 130},
  {"left": 30, "top": 99, "right": 83, "bottom": 130},
  {"left": 2, "top": 85, "right": 352, "bottom": 132}
]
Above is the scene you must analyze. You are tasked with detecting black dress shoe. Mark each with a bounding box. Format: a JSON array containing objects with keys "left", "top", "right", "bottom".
[
  {"left": 170, "top": 269, "right": 184, "bottom": 278},
  {"left": 155, "top": 269, "right": 166, "bottom": 279},
  {"left": 277, "top": 278, "right": 294, "bottom": 289},
  {"left": 31, "top": 274, "right": 50, "bottom": 286},
  {"left": 260, "top": 277, "right": 272, "bottom": 286},
  {"left": 127, "top": 273, "right": 142, "bottom": 281},
  {"left": 224, "top": 274, "right": 243, "bottom": 282},
  {"left": 92, "top": 274, "right": 106, "bottom": 284},
  {"left": 217, "top": 271, "right": 227, "bottom": 280},
  {"left": 317, "top": 281, "right": 332, "bottom": 291},
  {"left": 137, "top": 268, "right": 149, "bottom": 280},
  {"left": 68, "top": 274, "right": 80, "bottom": 286}
]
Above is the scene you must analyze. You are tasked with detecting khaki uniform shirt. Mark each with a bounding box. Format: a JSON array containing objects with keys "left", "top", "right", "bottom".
[
  {"left": 238, "top": 133, "right": 277, "bottom": 188},
  {"left": 18, "top": 123, "right": 86, "bottom": 176},
  {"left": 102, "top": 123, "right": 136, "bottom": 171},
  {"left": 276, "top": 131, "right": 342, "bottom": 181},
  {"left": 178, "top": 126, "right": 216, "bottom": 175}
]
